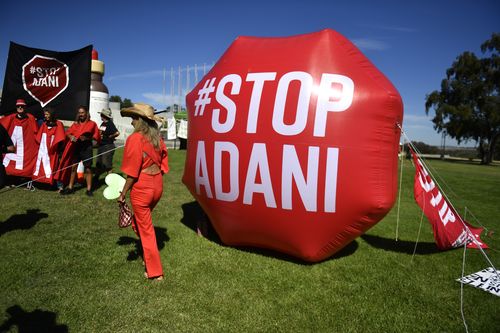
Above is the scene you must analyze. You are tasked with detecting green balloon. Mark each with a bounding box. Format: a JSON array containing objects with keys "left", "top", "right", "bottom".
[{"left": 103, "top": 173, "right": 126, "bottom": 200}]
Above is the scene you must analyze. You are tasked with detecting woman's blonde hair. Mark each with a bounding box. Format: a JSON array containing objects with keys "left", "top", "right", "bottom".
[{"left": 134, "top": 117, "right": 161, "bottom": 150}]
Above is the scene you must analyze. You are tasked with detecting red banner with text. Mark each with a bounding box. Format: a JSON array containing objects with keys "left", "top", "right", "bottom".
[{"left": 411, "top": 148, "right": 488, "bottom": 249}]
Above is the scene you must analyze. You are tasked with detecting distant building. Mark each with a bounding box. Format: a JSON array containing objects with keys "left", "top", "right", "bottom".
[
  {"left": 155, "top": 108, "right": 174, "bottom": 120},
  {"left": 165, "top": 104, "right": 186, "bottom": 113},
  {"left": 109, "top": 101, "right": 133, "bottom": 141}
]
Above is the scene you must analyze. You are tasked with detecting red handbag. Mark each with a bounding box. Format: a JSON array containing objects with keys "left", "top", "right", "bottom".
[{"left": 118, "top": 201, "right": 134, "bottom": 228}]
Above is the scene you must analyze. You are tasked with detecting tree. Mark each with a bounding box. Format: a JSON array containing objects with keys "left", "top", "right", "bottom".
[
  {"left": 109, "top": 95, "right": 133, "bottom": 108},
  {"left": 403, "top": 141, "right": 439, "bottom": 159},
  {"left": 425, "top": 33, "right": 499, "bottom": 164},
  {"left": 109, "top": 95, "right": 122, "bottom": 103},
  {"left": 122, "top": 98, "right": 133, "bottom": 108}
]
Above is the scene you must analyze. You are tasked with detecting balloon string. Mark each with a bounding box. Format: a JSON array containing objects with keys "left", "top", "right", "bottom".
[
  {"left": 395, "top": 137, "right": 405, "bottom": 241},
  {"left": 0, "top": 144, "right": 124, "bottom": 195},
  {"left": 460, "top": 242, "right": 469, "bottom": 333},
  {"left": 411, "top": 198, "right": 425, "bottom": 261}
]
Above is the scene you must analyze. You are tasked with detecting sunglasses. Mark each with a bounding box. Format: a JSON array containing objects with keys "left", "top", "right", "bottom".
[{"left": 17, "top": 106, "right": 25, "bottom": 109}]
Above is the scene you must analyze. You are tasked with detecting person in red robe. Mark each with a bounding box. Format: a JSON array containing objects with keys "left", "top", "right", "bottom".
[
  {"left": 0, "top": 99, "right": 39, "bottom": 181},
  {"left": 33, "top": 107, "right": 66, "bottom": 187},
  {"left": 0, "top": 123, "right": 15, "bottom": 189},
  {"left": 118, "top": 103, "right": 168, "bottom": 281},
  {"left": 58, "top": 106, "right": 100, "bottom": 196}
]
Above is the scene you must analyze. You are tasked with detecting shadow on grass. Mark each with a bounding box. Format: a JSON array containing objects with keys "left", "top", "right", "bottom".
[
  {"left": 235, "top": 240, "right": 359, "bottom": 265},
  {"left": 116, "top": 227, "right": 170, "bottom": 262},
  {"left": 92, "top": 176, "right": 106, "bottom": 192},
  {"left": 0, "top": 305, "right": 68, "bottom": 333},
  {"left": 180, "top": 201, "right": 221, "bottom": 243},
  {"left": 92, "top": 170, "right": 114, "bottom": 192},
  {"left": 180, "top": 201, "right": 359, "bottom": 265},
  {"left": 0, "top": 209, "right": 48, "bottom": 238},
  {"left": 361, "top": 234, "right": 441, "bottom": 255}
]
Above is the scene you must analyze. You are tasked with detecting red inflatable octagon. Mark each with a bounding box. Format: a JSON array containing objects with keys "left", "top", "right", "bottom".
[{"left": 183, "top": 29, "right": 403, "bottom": 262}]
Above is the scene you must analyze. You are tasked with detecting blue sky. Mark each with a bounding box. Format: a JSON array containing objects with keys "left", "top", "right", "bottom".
[{"left": 1, "top": 0, "right": 499, "bottom": 146}]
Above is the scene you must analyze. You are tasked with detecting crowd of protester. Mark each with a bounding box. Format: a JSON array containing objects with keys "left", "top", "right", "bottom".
[
  {"left": 1, "top": 100, "right": 169, "bottom": 281},
  {"left": 0, "top": 99, "right": 120, "bottom": 194}
]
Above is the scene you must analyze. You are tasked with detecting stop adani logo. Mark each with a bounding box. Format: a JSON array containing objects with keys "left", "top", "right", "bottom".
[{"left": 22, "top": 55, "right": 69, "bottom": 107}]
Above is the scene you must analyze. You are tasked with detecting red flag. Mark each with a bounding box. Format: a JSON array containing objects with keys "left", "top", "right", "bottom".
[
  {"left": 410, "top": 148, "right": 488, "bottom": 249},
  {"left": 32, "top": 121, "right": 66, "bottom": 184},
  {"left": 1, "top": 113, "right": 39, "bottom": 177}
]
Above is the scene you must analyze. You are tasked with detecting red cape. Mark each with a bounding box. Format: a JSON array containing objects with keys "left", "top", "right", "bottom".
[
  {"left": 1, "top": 113, "right": 39, "bottom": 177},
  {"left": 54, "top": 120, "right": 100, "bottom": 184},
  {"left": 66, "top": 120, "right": 100, "bottom": 143},
  {"left": 32, "top": 121, "right": 66, "bottom": 184}
]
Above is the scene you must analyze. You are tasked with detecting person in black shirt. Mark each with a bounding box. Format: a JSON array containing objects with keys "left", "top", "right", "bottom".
[
  {"left": 95, "top": 108, "right": 120, "bottom": 178},
  {"left": 0, "top": 123, "right": 15, "bottom": 189}
]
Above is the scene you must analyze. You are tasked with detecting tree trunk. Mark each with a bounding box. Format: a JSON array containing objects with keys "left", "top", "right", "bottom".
[
  {"left": 479, "top": 139, "right": 486, "bottom": 164},
  {"left": 482, "top": 148, "right": 491, "bottom": 164},
  {"left": 486, "top": 132, "right": 500, "bottom": 164}
]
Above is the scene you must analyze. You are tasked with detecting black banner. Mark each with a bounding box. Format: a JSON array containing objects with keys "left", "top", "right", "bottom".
[{"left": 0, "top": 42, "right": 92, "bottom": 120}]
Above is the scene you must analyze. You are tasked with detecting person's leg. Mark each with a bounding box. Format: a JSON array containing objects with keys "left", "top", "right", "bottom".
[
  {"left": 108, "top": 148, "right": 115, "bottom": 173},
  {"left": 132, "top": 204, "right": 162, "bottom": 278},
  {"left": 80, "top": 143, "right": 93, "bottom": 195},
  {"left": 103, "top": 145, "right": 114, "bottom": 174},
  {"left": 85, "top": 167, "right": 92, "bottom": 192},
  {"left": 60, "top": 164, "right": 77, "bottom": 194},
  {"left": 68, "top": 165, "right": 77, "bottom": 189},
  {"left": 0, "top": 164, "right": 6, "bottom": 189},
  {"left": 130, "top": 175, "right": 163, "bottom": 279}
]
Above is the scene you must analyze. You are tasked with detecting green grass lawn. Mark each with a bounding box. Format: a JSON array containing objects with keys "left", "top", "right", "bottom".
[{"left": 0, "top": 150, "right": 499, "bottom": 332}]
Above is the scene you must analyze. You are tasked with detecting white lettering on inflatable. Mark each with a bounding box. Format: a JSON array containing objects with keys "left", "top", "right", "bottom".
[
  {"left": 272, "top": 71, "right": 313, "bottom": 136},
  {"left": 212, "top": 74, "right": 241, "bottom": 133},
  {"left": 313, "top": 74, "right": 354, "bottom": 137},
  {"left": 214, "top": 141, "right": 239, "bottom": 201},
  {"left": 193, "top": 140, "right": 340, "bottom": 213},
  {"left": 282, "top": 145, "right": 319, "bottom": 211},
  {"left": 34, "top": 133, "right": 52, "bottom": 178},
  {"left": 243, "top": 143, "right": 276, "bottom": 208},
  {"left": 245, "top": 72, "right": 277, "bottom": 133},
  {"left": 195, "top": 141, "right": 213, "bottom": 198},
  {"left": 199, "top": 71, "right": 355, "bottom": 136},
  {"left": 2, "top": 126, "right": 24, "bottom": 169},
  {"left": 324, "top": 147, "right": 339, "bottom": 212},
  {"left": 192, "top": 71, "right": 353, "bottom": 213}
]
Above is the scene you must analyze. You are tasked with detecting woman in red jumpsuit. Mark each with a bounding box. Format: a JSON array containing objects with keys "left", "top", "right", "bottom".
[{"left": 118, "top": 103, "right": 169, "bottom": 281}]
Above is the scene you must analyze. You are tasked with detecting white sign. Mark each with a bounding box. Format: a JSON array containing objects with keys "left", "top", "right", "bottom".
[
  {"left": 177, "top": 119, "right": 188, "bottom": 139},
  {"left": 167, "top": 118, "right": 177, "bottom": 140},
  {"left": 457, "top": 267, "right": 500, "bottom": 297}
]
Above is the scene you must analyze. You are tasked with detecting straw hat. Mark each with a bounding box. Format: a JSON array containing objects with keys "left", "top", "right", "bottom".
[
  {"left": 121, "top": 103, "right": 164, "bottom": 123},
  {"left": 99, "top": 107, "right": 113, "bottom": 118}
]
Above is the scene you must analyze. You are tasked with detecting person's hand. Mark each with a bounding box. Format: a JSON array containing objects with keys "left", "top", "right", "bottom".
[{"left": 117, "top": 192, "right": 125, "bottom": 203}]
